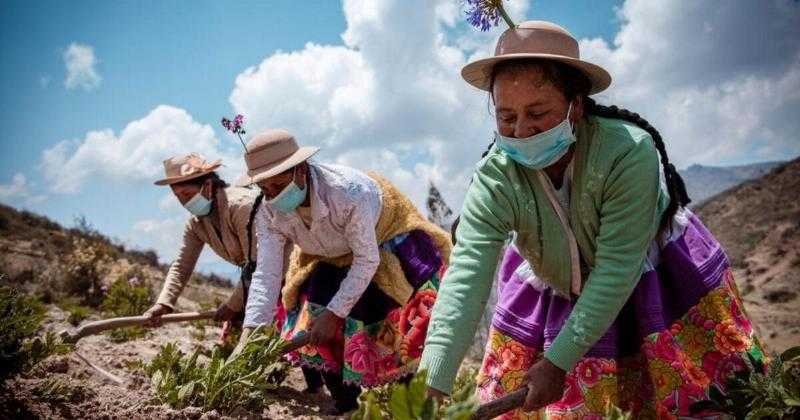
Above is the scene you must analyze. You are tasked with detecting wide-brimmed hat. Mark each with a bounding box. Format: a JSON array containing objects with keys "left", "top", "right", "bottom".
[
  {"left": 235, "top": 129, "right": 319, "bottom": 187},
  {"left": 462, "top": 20, "right": 611, "bottom": 95},
  {"left": 154, "top": 153, "right": 222, "bottom": 186}
]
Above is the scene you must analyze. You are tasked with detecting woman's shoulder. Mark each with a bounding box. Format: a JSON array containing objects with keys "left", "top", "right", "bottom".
[
  {"left": 313, "top": 163, "right": 381, "bottom": 205},
  {"left": 474, "top": 144, "right": 516, "bottom": 180},
  {"left": 588, "top": 115, "right": 657, "bottom": 161}
]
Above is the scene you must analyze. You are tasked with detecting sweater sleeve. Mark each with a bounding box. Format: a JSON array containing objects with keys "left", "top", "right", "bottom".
[
  {"left": 545, "top": 134, "right": 661, "bottom": 371},
  {"left": 156, "top": 219, "right": 204, "bottom": 310},
  {"left": 418, "top": 159, "right": 515, "bottom": 394}
]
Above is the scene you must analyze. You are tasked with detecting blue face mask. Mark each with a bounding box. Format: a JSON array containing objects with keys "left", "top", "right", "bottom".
[
  {"left": 267, "top": 168, "right": 307, "bottom": 213},
  {"left": 183, "top": 185, "right": 212, "bottom": 216},
  {"left": 495, "top": 103, "right": 576, "bottom": 169}
]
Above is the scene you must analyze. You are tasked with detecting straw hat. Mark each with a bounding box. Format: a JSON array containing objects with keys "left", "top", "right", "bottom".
[
  {"left": 235, "top": 129, "right": 319, "bottom": 187},
  {"left": 461, "top": 20, "right": 611, "bottom": 95},
  {"left": 154, "top": 153, "right": 222, "bottom": 186}
]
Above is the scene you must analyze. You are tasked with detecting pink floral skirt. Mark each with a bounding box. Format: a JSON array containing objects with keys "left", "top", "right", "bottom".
[
  {"left": 281, "top": 230, "right": 444, "bottom": 387},
  {"left": 478, "top": 212, "right": 765, "bottom": 418}
]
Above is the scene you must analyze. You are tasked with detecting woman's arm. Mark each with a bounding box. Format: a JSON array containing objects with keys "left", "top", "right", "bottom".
[
  {"left": 325, "top": 198, "right": 381, "bottom": 319},
  {"left": 544, "top": 134, "right": 661, "bottom": 371},
  {"left": 243, "top": 209, "right": 287, "bottom": 328},
  {"left": 155, "top": 220, "right": 205, "bottom": 310},
  {"left": 419, "top": 162, "right": 515, "bottom": 394}
]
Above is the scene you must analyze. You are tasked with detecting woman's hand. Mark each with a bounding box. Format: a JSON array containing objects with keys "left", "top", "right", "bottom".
[
  {"left": 143, "top": 303, "right": 173, "bottom": 327},
  {"left": 308, "top": 309, "right": 343, "bottom": 346},
  {"left": 521, "top": 358, "right": 566, "bottom": 412}
]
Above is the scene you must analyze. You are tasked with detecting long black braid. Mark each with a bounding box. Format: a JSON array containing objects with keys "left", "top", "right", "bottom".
[
  {"left": 452, "top": 59, "right": 692, "bottom": 244},
  {"left": 583, "top": 97, "right": 691, "bottom": 235}
]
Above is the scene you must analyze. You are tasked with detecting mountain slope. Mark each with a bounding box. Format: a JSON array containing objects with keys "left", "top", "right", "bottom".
[
  {"left": 695, "top": 157, "right": 800, "bottom": 351},
  {"left": 680, "top": 160, "right": 785, "bottom": 205}
]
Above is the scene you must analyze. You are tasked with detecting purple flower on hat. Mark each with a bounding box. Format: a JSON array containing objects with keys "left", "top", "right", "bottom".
[
  {"left": 128, "top": 276, "right": 142, "bottom": 287},
  {"left": 464, "top": 0, "right": 515, "bottom": 31},
  {"left": 221, "top": 114, "right": 248, "bottom": 151}
]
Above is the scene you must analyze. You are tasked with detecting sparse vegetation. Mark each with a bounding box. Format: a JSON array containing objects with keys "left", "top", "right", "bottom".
[
  {"left": 60, "top": 237, "right": 114, "bottom": 306},
  {"left": 1, "top": 286, "right": 72, "bottom": 379},
  {"left": 352, "top": 368, "right": 477, "bottom": 420},
  {"left": 32, "top": 376, "right": 94, "bottom": 404},
  {"left": 690, "top": 346, "right": 800, "bottom": 419},
  {"left": 146, "top": 326, "right": 288, "bottom": 413},
  {"left": 101, "top": 277, "right": 154, "bottom": 342}
]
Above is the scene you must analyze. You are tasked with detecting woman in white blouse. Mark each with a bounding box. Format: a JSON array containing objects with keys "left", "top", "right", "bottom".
[{"left": 236, "top": 129, "right": 451, "bottom": 415}]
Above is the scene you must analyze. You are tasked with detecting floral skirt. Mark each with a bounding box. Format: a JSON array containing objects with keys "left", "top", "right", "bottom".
[
  {"left": 281, "top": 230, "right": 444, "bottom": 387},
  {"left": 477, "top": 209, "right": 765, "bottom": 419}
]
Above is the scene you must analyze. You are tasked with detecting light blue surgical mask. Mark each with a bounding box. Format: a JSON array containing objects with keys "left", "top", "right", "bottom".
[
  {"left": 495, "top": 103, "right": 576, "bottom": 169},
  {"left": 267, "top": 168, "right": 307, "bottom": 213},
  {"left": 183, "top": 186, "right": 212, "bottom": 216}
]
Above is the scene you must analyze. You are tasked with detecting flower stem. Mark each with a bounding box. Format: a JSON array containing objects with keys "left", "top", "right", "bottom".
[
  {"left": 497, "top": 4, "right": 516, "bottom": 29},
  {"left": 236, "top": 133, "right": 247, "bottom": 152}
]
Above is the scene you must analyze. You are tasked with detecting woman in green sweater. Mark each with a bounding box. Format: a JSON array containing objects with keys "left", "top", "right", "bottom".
[{"left": 419, "top": 21, "right": 764, "bottom": 418}]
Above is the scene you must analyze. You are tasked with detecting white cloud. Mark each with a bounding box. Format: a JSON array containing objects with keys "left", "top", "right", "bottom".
[
  {"left": 63, "top": 42, "right": 101, "bottom": 91},
  {"left": 40, "top": 105, "right": 243, "bottom": 193},
  {"left": 579, "top": 0, "right": 800, "bottom": 166},
  {"left": 0, "top": 173, "right": 47, "bottom": 206},
  {"left": 229, "top": 0, "right": 529, "bottom": 210},
  {"left": 128, "top": 215, "right": 235, "bottom": 279},
  {"left": 228, "top": 0, "right": 799, "bottom": 212}
]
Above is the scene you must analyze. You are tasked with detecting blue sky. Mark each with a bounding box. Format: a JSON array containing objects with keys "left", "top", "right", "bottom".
[{"left": 2, "top": 0, "right": 798, "bottom": 279}]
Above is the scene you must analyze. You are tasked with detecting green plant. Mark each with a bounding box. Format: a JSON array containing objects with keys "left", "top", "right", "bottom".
[
  {"left": 690, "top": 346, "right": 800, "bottom": 419},
  {"left": 147, "top": 326, "right": 288, "bottom": 413},
  {"left": 33, "top": 376, "right": 93, "bottom": 403},
  {"left": 603, "top": 404, "right": 633, "bottom": 419},
  {"left": 57, "top": 299, "right": 93, "bottom": 326},
  {"left": 1, "top": 286, "right": 47, "bottom": 379},
  {"left": 102, "top": 277, "right": 153, "bottom": 342},
  {"left": 352, "top": 369, "right": 477, "bottom": 420},
  {"left": 0, "top": 287, "right": 73, "bottom": 379}
]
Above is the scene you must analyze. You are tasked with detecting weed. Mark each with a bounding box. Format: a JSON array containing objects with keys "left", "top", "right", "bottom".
[{"left": 147, "top": 326, "right": 288, "bottom": 413}]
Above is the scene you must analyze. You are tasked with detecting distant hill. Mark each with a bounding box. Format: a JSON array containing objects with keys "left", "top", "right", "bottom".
[
  {"left": 0, "top": 203, "right": 231, "bottom": 306},
  {"left": 680, "top": 160, "right": 785, "bottom": 205},
  {"left": 695, "top": 157, "right": 800, "bottom": 351}
]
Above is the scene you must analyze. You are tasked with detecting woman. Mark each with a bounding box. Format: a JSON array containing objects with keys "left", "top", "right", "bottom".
[
  {"left": 143, "top": 153, "right": 256, "bottom": 325},
  {"left": 419, "top": 21, "right": 763, "bottom": 418},
  {"left": 238, "top": 129, "right": 451, "bottom": 415}
]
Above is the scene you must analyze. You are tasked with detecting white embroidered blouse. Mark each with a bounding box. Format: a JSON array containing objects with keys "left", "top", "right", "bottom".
[{"left": 243, "top": 162, "right": 383, "bottom": 327}]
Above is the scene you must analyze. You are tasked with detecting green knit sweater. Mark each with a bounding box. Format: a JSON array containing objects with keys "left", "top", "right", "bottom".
[{"left": 419, "top": 115, "right": 670, "bottom": 393}]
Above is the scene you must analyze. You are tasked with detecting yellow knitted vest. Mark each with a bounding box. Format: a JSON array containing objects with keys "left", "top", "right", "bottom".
[{"left": 280, "top": 172, "right": 452, "bottom": 311}]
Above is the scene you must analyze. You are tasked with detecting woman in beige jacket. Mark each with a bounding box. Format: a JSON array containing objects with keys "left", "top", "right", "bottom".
[
  {"left": 142, "top": 153, "right": 259, "bottom": 325},
  {"left": 143, "top": 152, "right": 324, "bottom": 393}
]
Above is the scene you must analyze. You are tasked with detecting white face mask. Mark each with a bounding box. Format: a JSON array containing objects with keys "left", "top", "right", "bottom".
[
  {"left": 183, "top": 184, "right": 212, "bottom": 216},
  {"left": 494, "top": 103, "right": 576, "bottom": 169}
]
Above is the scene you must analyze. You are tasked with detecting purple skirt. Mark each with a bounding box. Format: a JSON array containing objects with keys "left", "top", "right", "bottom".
[{"left": 478, "top": 209, "right": 764, "bottom": 418}]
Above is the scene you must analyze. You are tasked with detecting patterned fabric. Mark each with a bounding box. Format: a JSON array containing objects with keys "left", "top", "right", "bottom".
[
  {"left": 281, "top": 230, "right": 445, "bottom": 387},
  {"left": 476, "top": 212, "right": 765, "bottom": 419},
  {"left": 244, "top": 163, "right": 383, "bottom": 327}
]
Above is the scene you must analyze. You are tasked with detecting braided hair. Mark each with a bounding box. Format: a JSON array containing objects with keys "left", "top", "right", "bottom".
[{"left": 452, "top": 59, "right": 691, "bottom": 243}]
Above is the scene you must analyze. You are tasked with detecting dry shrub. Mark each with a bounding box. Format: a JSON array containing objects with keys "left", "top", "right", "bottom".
[{"left": 59, "top": 237, "right": 114, "bottom": 306}]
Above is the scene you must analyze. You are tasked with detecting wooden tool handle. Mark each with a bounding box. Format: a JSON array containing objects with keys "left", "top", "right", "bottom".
[
  {"left": 61, "top": 310, "right": 216, "bottom": 343},
  {"left": 473, "top": 388, "right": 527, "bottom": 419}
]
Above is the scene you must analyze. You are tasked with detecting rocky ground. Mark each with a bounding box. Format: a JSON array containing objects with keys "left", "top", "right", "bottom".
[{"left": 0, "top": 304, "right": 345, "bottom": 419}]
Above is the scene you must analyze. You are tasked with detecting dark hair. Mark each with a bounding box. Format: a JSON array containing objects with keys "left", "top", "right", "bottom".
[
  {"left": 455, "top": 58, "right": 690, "bottom": 242},
  {"left": 172, "top": 172, "right": 229, "bottom": 189}
]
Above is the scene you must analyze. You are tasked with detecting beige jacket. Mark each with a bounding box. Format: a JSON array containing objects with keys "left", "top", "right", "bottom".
[{"left": 156, "top": 186, "right": 259, "bottom": 311}]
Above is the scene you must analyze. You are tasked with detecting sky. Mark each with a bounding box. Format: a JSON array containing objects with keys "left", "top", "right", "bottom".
[{"left": 1, "top": 0, "right": 799, "bottom": 280}]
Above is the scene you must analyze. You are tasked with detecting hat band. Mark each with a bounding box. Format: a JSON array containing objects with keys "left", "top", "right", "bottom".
[{"left": 245, "top": 142, "right": 298, "bottom": 171}]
